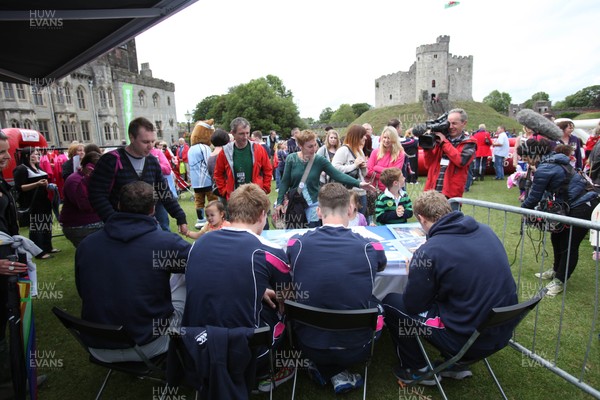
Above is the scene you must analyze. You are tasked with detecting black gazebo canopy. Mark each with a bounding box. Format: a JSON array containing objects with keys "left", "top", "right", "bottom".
[{"left": 0, "top": 0, "right": 197, "bottom": 84}]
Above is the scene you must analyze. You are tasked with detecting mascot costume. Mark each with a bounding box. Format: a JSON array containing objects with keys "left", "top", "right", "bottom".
[{"left": 188, "top": 119, "right": 218, "bottom": 228}]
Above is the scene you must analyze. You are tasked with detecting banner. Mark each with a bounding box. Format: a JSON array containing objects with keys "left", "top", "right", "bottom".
[{"left": 122, "top": 83, "right": 133, "bottom": 145}]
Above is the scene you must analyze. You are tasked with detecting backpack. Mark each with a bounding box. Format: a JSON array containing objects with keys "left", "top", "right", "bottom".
[
  {"left": 554, "top": 162, "right": 598, "bottom": 206},
  {"left": 107, "top": 148, "right": 124, "bottom": 194}
]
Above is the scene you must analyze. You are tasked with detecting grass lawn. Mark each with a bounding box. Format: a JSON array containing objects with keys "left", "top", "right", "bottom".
[{"left": 31, "top": 177, "right": 599, "bottom": 399}]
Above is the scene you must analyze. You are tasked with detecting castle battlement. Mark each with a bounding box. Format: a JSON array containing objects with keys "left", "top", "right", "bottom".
[{"left": 449, "top": 54, "right": 473, "bottom": 60}]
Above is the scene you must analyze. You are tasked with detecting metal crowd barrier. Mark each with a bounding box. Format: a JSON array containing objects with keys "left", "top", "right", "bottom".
[{"left": 448, "top": 197, "right": 600, "bottom": 399}]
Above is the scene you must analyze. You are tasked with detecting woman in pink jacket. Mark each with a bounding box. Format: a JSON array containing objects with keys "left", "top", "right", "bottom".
[{"left": 366, "top": 126, "right": 405, "bottom": 191}]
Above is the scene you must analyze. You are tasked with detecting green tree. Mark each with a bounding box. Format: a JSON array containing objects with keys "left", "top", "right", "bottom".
[
  {"left": 221, "top": 76, "right": 302, "bottom": 135},
  {"left": 561, "top": 85, "right": 600, "bottom": 108},
  {"left": 265, "top": 74, "right": 292, "bottom": 99},
  {"left": 482, "top": 90, "right": 512, "bottom": 113},
  {"left": 302, "top": 117, "right": 316, "bottom": 126},
  {"left": 192, "top": 94, "right": 227, "bottom": 124},
  {"left": 329, "top": 104, "right": 355, "bottom": 124},
  {"left": 192, "top": 95, "right": 224, "bottom": 121},
  {"left": 319, "top": 107, "right": 334, "bottom": 124},
  {"left": 351, "top": 103, "right": 372, "bottom": 118},
  {"left": 523, "top": 92, "right": 550, "bottom": 109}
]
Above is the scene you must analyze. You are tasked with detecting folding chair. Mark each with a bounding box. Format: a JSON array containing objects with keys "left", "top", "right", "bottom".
[
  {"left": 164, "top": 325, "right": 275, "bottom": 400},
  {"left": 410, "top": 288, "right": 547, "bottom": 400},
  {"left": 52, "top": 307, "right": 166, "bottom": 400},
  {"left": 284, "top": 300, "right": 379, "bottom": 400},
  {"left": 248, "top": 326, "right": 275, "bottom": 400}
]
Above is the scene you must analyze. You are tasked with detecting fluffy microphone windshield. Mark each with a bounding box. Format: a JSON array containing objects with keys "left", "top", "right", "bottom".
[{"left": 516, "top": 109, "right": 562, "bottom": 141}]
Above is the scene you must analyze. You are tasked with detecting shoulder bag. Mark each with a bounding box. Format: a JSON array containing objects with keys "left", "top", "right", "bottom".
[
  {"left": 342, "top": 145, "right": 360, "bottom": 179},
  {"left": 283, "top": 155, "right": 315, "bottom": 229}
]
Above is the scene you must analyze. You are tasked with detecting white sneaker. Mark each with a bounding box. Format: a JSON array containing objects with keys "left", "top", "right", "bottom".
[
  {"left": 534, "top": 269, "right": 555, "bottom": 280},
  {"left": 331, "top": 370, "right": 363, "bottom": 394},
  {"left": 194, "top": 218, "right": 206, "bottom": 229},
  {"left": 546, "top": 279, "right": 564, "bottom": 297},
  {"left": 257, "top": 367, "right": 295, "bottom": 392}
]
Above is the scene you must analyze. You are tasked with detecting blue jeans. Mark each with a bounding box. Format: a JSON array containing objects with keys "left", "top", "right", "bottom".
[
  {"left": 465, "top": 161, "right": 474, "bottom": 191},
  {"left": 155, "top": 201, "right": 171, "bottom": 231},
  {"left": 474, "top": 157, "right": 486, "bottom": 179},
  {"left": 275, "top": 168, "right": 282, "bottom": 189},
  {"left": 494, "top": 156, "right": 505, "bottom": 179}
]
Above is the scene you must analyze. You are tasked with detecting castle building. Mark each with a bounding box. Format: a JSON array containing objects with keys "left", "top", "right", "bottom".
[
  {"left": 0, "top": 39, "right": 178, "bottom": 147},
  {"left": 375, "top": 35, "right": 473, "bottom": 107},
  {"left": 508, "top": 101, "right": 552, "bottom": 118}
]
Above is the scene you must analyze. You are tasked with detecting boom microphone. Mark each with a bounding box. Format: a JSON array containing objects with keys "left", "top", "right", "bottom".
[{"left": 516, "top": 109, "right": 562, "bottom": 141}]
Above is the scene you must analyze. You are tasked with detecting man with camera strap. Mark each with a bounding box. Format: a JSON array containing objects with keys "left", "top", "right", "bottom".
[{"left": 421, "top": 108, "right": 476, "bottom": 198}]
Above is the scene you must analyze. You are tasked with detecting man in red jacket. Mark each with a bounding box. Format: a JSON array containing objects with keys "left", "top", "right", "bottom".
[
  {"left": 214, "top": 117, "right": 273, "bottom": 201},
  {"left": 423, "top": 108, "right": 476, "bottom": 199},
  {"left": 471, "top": 124, "right": 493, "bottom": 181}
]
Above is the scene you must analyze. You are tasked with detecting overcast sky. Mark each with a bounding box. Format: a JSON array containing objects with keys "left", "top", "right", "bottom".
[{"left": 135, "top": 0, "right": 600, "bottom": 123}]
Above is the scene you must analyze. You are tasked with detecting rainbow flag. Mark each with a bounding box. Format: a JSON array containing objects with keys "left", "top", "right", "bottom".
[{"left": 18, "top": 278, "right": 37, "bottom": 399}]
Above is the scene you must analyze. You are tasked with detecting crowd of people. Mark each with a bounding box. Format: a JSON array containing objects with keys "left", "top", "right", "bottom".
[{"left": 1, "top": 110, "right": 600, "bottom": 397}]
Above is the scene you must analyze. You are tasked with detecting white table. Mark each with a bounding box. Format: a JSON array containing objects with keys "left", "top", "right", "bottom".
[{"left": 261, "top": 224, "right": 425, "bottom": 300}]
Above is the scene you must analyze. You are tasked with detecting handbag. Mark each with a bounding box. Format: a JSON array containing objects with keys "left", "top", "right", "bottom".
[
  {"left": 365, "top": 173, "right": 381, "bottom": 217},
  {"left": 342, "top": 145, "right": 360, "bottom": 179},
  {"left": 12, "top": 186, "right": 38, "bottom": 227},
  {"left": 283, "top": 155, "right": 315, "bottom": 229}
]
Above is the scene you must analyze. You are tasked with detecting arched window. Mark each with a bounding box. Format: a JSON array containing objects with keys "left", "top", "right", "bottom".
[
  {"left": 107, "top": 88, "right": 114, "bottom": 107},
  {"left": 167, "top": 96, "right": 171, "bottom": 106},
  {"left": 10, "top": 119, "right": 19, "bottom": 128},
  {"left": 104, "top": 123, "right": 112, "bottom": 141},
  {"left": 152, "top": 93, "right": 159, "bottom": 108},
  {"left": 155, "top": 121, "right": 163, "bottom": 138},
  {"left": 23, "top": 119, "right": 33, "bottom": 129},
  {"left": 70, "top": 123, "right": 78, "bottom": 142},
  {"left": 81, "top": 121, "right": 90, "bottom": 141},
  {"left": 64, "top": 84, "right": 72, "bottom": 104},
  {"left": 98, "top": 87, "right": 107, "bottom": 108},
  {"left": 138, "top": 91, "right": 146, "bottom": 107},
  {"left": 112, "top": 123, "right": 119, "bottom": 139},
  {"left": 76, "top": 86, "right": 86, "bottom": 109},
  {"left": 55, "top": 86, "right": 65, "bottom": 104},
  {"left": 432, "top": 80, "right": 436, "bottom": 88},
  {"left": 389, "top": 94, "right": 392, "bottom": 100},
  {"left": 61, "top": 121, "right": 69, "bottom": 142}
]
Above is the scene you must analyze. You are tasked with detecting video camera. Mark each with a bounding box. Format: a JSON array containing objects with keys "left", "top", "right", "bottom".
[{"left": 412, "top": 112, "right": 450, "bottom": 149}]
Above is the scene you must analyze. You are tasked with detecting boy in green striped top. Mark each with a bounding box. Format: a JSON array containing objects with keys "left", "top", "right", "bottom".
[{"left": 375, "top": 168, "right": 413, "bottom": 225}]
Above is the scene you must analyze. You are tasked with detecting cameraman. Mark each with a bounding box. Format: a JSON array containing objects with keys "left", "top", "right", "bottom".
[{"left": 423, "top": 108, "right": 476, "bottom": 198}]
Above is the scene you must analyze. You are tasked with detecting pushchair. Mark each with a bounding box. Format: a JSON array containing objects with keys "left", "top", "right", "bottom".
[{"left": 173, "top": 167, "right": 194, "bottom": 201}]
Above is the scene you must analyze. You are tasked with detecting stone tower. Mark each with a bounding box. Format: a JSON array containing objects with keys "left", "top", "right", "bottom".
[{"left": 375, "top": 36, "right": 473, "bottom": 107}]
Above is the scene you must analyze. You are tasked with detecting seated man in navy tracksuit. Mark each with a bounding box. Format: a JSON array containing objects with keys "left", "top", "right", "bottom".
[
  {"left": 383, "top": 190, "right": 517, "bottom": 385},
  {"left": 183, "top": 183, "right": 293, "bottom": 394},
  {"left": 286, "top": 183, "right": 387, "bottom": 394}
]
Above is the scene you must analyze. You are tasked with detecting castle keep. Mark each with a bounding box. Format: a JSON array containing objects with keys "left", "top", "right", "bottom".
[{"left": 375, "top": 36, "right": 473, "bottom": 107}]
